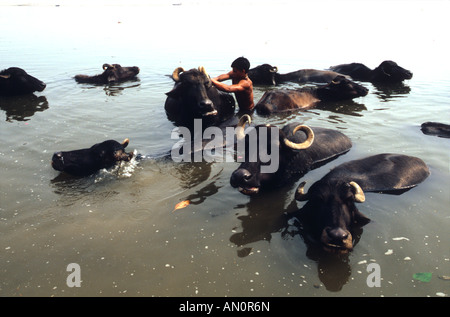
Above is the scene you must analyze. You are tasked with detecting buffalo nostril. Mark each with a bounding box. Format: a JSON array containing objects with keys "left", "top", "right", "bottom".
[
  {"left": 200, "top": 100, "right": 213, "bottom": 109},
  {"left": 327, "top": 227, "right": 348, "bottom": 241},
  {"left": 230, "top": 169, "right": 252, "bottom": 187}
]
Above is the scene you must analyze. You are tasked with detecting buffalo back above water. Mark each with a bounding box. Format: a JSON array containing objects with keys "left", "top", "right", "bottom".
[
  {"left": 318, "top": 153, "right": 430, "bottom": 193},
  {"left": 255, "top": 75, "right": 368, "bottom": 115},
  {"left": 164, "top": 67, "right": 235, "bottom": 129},
  {"left": 248, "top": 63, "right": 351, "bottom": 85},
  {"left": 421, "top": 122, "right": 450, "bottom": 139},
  {"left": 0, "top": 67, "right": 46, "bottom": 96},
  {"left": 74, "top": 64, "right": 140, "bottom": 84}
]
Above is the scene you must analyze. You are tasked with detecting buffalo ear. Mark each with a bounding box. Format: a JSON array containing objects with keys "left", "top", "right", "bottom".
[
  {"left": 165, "top": 83, "right": 183, "bottom": 97},
  {"left": 354, "top": 209, "right": 370, "bottom": 226}
]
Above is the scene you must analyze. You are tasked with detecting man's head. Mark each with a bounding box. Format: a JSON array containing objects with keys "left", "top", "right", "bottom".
[{"left": 231, "top": 57, "right": 250, "bottom": 74}]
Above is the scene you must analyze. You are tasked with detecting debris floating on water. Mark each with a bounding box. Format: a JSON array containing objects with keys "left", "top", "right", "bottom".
[
  {"left": 413, "top": 272, "right": 432, "bottom": 282},
  {"left": 392, "top": 237, "right": 410, "bottom": 241},
  {"left": 173, "top": 200, "right": 190, "bottom": 212}
]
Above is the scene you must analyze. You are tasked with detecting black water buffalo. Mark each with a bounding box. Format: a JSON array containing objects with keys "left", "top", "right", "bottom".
[
  {"left": 74, "top": 64, "right": 140, "bottom": 84},
  {"left": 0, "top": 67, "right": 46, "bottom": 96},
  {"left": 248, "top": 63, "right": 350, "bottom": 86},
  {"left": 165, "top": 66, "right": 235, "bottom": 129},
  {"left": 329, "top": 60, "right": 412, "bottom": 83},
  {"left": 230, "top": 115, "right": 352, "bottom": 195},
  {"left": 255, "top": 76, "right": 368, "bottom": 115},
  {"left": 294, "top": 153, "right": 430, "bottom": 253},
  {"left": 421, "top": 122, "right": 450, "bottom": 138},
  {"left": 51, "top": 138, "right": 134, "bottom": 176}
]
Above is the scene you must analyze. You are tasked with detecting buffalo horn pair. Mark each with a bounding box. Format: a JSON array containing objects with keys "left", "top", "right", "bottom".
[
  {"left": 295, "top": 181, "right": 365, "bottom": 202},
  {"left": 235, "top": 115, "right": 315, "bottom": 150}
]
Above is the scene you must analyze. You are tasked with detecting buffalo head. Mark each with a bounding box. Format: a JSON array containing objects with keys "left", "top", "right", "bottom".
[
  {"left": 247, "top": 64, "right": 279, "bottom": 85},
  {"left": 165, "top": 67, "right": 235, "bottom": 128},
  {"left": 166, "top": 67, "right": 218, "bottom": 117},
  {"left": 0, "top": 67, "right": 46, "bottom": 96},
  {"left": 51, "top": 138, "right": 133, "bottom": 176},
  {"left": 295, "top": 179, "right": 369, "bottom": 253},
  {"left": 316, "top": 75, "right": 368, "bottom": 101},
  {"left": 230, "top": 115, "right": 315, "bottom": 195},
  {"left": 371, "top": 60, "right": 413, "bottom": 83}
]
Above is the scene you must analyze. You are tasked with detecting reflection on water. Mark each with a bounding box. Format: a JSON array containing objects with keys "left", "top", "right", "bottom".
[
  {"left": 76, "top": 78, "right": 141, "bottom": 96},
  {"left": 372, "top": 82, "right": 411, "bottom": 102},
  {"left": 0, "top": 95, "right": 49, "bottom": 122}
]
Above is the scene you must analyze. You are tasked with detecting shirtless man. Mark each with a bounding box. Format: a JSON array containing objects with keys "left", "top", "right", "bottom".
[{"left": 211, "top": 57, "right": 254, "bottom": 111}]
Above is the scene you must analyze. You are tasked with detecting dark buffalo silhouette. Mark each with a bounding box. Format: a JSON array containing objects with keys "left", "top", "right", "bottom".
[
  {"left": 255, "top": 75, "right": 368, "bottom": 115},
  {"left": 421, "top": 122, "right": 450, "bottom": 138},
  {"left": 293, "top": 153, "right": 430, "bottom": 253},
  {"left": 230, "top": 115, "right": 352, "bottom": 195},
  {"left": 329, "top": 60, "right": 412, "bottom": 83},
  {"left": 51, "top": 138, "right": 134, "bottom": 176},
  {"left": 165, "top": 66, "right": 235, "bottom": 130},
  {"left": 0, "top": 67, "right": 46, "bottom": 96},
  {"left": 74, "top": 64, "right": 140, "bottom": 84},
  {"left": 248, "top": 63, "right": 350, "bottom": 85}
]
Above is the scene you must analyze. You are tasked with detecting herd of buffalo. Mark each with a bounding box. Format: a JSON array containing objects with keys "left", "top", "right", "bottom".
[{"left": 1, "top": 60, "right": 449, "bottom": 254}]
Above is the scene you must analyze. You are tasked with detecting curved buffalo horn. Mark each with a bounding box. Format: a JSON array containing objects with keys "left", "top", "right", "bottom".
[
  {"left": 198, "top": 66, "right": 209, "bottom": 77},
  {"left": 270, "top": 66, "right": 278, "bottom": 73},
  {"left": 283, "top": 125, "right": 314, "bottom": 150},
  {"left": 172, "top": 67, "right": 185, "bottom": 82},
  {"left": 295, "top": 181, "right": 310, "bottom": 201},
  {"left": 103, "top": 64, "right": 112, "bottom": 70},
  {"left": 0, "top": 74, "right": 11, "bottom": 79},
  {"left": 331, "top": 78, "right": 341, "bottom": 84},
  {"left": 350, "top": 181, "right": 365, "bottom": 202},
  {"left": 236, "top": 114, "right": 252, "bottom": 141},
  {"left": 121, "top": 138, "right": 130, "bottom": 148}
]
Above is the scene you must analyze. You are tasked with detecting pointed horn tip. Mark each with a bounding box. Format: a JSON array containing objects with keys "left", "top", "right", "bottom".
[
  {"left": 240, "top": 114, "right": 252, "bottom": 124},
  {"left": 295, "top": 181, "right": 309, "bottom": 201},
  {"left": 172, "top": 67, "right": 185, "bottom": 81},
  {"left": 350, "top": 181, "right": 365, "bottom": 203},
  {"left": 236, "top": 114, "right": 252, "bottom": 140}
]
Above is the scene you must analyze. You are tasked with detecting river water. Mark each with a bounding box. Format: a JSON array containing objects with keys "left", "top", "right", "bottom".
[{"left": 0, "top": 0, "right": 449, "bottom": 297}]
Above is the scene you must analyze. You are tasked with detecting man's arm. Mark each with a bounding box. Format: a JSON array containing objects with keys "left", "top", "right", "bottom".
[
  {"left": 211, "top": 78, "right": 247, "bottom": 93},
  {"left": 212, "top": 72, "right": 231, "bottom": 82}
]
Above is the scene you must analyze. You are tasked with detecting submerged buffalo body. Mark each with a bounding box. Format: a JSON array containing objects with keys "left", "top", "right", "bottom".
[
  {"left": 255, "top": 75, "right": 368, "bottom": 115},
  {"left": 294, "top": 153, "right": 430, "bottom": 253},
  {"left": 230, "top": 115, "right": 352, "bottom": 195},
  {"left": 329, "top": 60, "right": 412, "bottom": 83},
  {"left": 0, "top": 67, "right": 46, "bottom": 96},
  {"left": 75, "top": 64, "right": 140, "bottom": 84},
  {"left": 51, "top": 139, "right": 134, "bottom": 176},
  {"left": 248, "top": 63, "right": 350, "bottom": 85},
  {"left": 421, "top": 122, "right": 450, "bottom": 138},
  {"left": 165, "top": 67, "right": 235, "bottom": 129}
]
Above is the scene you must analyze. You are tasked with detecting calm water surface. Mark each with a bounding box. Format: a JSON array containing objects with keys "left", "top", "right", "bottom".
[{"left": 0, "top": 1, "right": 449, "bottom": 296}]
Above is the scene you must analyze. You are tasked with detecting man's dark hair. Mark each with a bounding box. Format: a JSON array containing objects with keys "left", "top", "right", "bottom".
[{"left": 231, "top": 57, "right": 250, "bottom": 73}]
